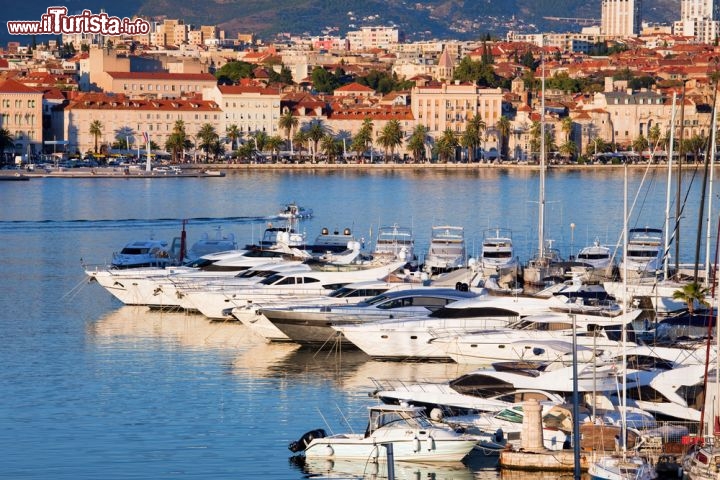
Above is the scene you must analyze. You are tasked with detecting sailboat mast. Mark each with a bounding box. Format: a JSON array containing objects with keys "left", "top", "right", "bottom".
[
  {"left": 664, "top": 92, "right": 677, "bottom": 280},
  {"left": 706, "top": 107, "right": 717, "bottom": 285},
  {"left": 538, "top": 37, "right": 546, "bottom": 259},
  {"left": 621, "top": 161, "right": 628, "bottom": 453}
]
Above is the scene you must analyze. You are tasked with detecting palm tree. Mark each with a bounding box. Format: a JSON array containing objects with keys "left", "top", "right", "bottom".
[
  {"left": 0, "top": 128, "right": 14, "bottom": 164},
  {"left": 293, "top": 129, "right": 309, "bottom": 159},
  {"left": 197, "top": 123, "right": 219, "bottom": 162},
  {"left": 304, "top": 120, "right": 328, "bottom": 162},
  {"left": 407, "top": 124, "right": 430, "bottom": 163},
  {"left": 89, "top": 120, "right": 103, "bottom": 153},
  {"left": 226, "top": 124, "right": 241, "bottom": 151},
  {"left": 113, "top": 126, "right": 136, "bottom": 150},
  {"left": 460, "top": 114, "right": 484, "bottom": 162},
  {"left": 558, "top": 140, "right": 577, "bottom": 163},
  {"left": 278, "top": 112, "right": 298, "bottom": 153},
  {"left": 350, "top": 118, "right": 374, "bottom": 162},
  {"left": 561, "top": 117, "right": 573, "bottom": 144},
  {"left": 264, "top": 135, "right": 284, "bottom": 163},
  {"left": 672, "top": 282, "right": 710, "bottom": 314},
  {"left": 496, "top": 115, "right": 511, "bottom": 161},
  {"left": 320, "top": 134, "right": 342, "bottom": 163},
  {"left": 377, "top": 119, "right": 403, "bottom": 162},
  {"left": 434, "top": 128, "right": 459, "bottom": 163}
]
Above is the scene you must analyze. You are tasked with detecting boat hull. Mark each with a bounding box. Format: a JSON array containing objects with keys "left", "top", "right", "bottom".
[{"left": 304, "top": 435, "right": 478, "bottom": 462}]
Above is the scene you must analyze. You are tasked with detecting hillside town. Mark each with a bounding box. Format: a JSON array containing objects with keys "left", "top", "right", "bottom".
[{"left": 1, "top": 0, "right": 720, "bottom": 166}]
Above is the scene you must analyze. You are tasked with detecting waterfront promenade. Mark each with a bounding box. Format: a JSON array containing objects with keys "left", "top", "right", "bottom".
[{"left": 1, "top": 160, "right": 698, "bottom": 178}]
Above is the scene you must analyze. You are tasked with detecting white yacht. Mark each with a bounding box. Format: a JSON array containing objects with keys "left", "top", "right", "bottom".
[
  {"left": 620, "top": 227, "right": 664, "bottom": 280},
  {"left": 373, "top": 224, "right": 415, "bottom": 263},
  {"left": 372, "top": 362, "right": 635, "bottom": 415},
  {"left": 431, "top": 311, "right": 641, "bottom": 365},
  {"left": 480, "top": 228, "right": 520, "bottom": 279},
  {"left": 423, "top": 225, "right": 466, "bottom": 274},
  {"left": 571, "top": 239, "right": 616, "bottom": 282},
  {"left": 288, "top": 404, "right": 479, "bottom": 462},
  {"left": 180, "top": 260, "right": 407, "bottom": 319},
  {"left": 87, "top": 248, "right": 300, "bottom": 307},
  {"left": 110, "top": 238, "right": 174, "bottom": 269},
  {"left": 260, "top": 287, "right": 480, "bottom": 345},
  {"left": 232, "top": 280, "right": 422, "bottom": 342}
]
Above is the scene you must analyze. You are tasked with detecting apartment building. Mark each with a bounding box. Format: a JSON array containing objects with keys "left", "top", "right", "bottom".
[
  {"left": 99, "top": 71, "right": 217, "bottom": 99},
  {"left": 0, "top": 78, "right": 44, "bottom": 158},
  {"left": 57, "top": 93, "right": 221, "bottom": 154},
  {"left": 346, "top": 26, "right": 402, "bottom": 50},
  {"left": 203, "top": 85, "right": 283, "bottom": 139},
  {"left": 411, "top": 81, "right": 503, "bottom": 140},
  {"left": 601, "top": 0, "right": 642, "bottom": 38}
]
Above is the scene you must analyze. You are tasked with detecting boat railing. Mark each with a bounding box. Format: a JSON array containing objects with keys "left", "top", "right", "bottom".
[{"left": 369, "top": 377, "right": 450, "bottom": 394}]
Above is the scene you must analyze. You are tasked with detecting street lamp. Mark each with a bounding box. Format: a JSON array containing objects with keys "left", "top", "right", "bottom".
[{"left": 570, "top": 222, "right": 576, "bottom": 260}]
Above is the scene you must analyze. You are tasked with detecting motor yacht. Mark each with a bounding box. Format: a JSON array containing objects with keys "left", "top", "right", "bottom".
[
  {"left": 480, "top": 228, "right": 520, "bottom": 280},
  {"left": 110, "top": 238, "right": 174, "bottom": 269},
  {"left": 432, "top": 311, "right": 641, "bottom": 365},
  {"left": 288, "top": 404, "right": 479, "bottom": 462},
  {"left": 179, "top": 260, "right": 407, "bottom": 319},
  {"left": 232, "top": 280, "right": 423, "bottom": 342},
  {"left": 260, "top": 286, "right": 481, "bottom": 345},
  {"left": 571, "top": 239, "right": 616, "bottom": 282},
  {"left": 423, "top": 225, "right": 466, "bottom": 274},
  {"left": 620, "top": 227, "right": 664, "bottom": 281},
  {"left": 373, "top": 224, "right": 416, "bottom": 264}
]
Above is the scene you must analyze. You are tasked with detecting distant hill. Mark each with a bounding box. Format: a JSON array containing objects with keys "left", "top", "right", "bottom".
[{"left": 3, "top": 0, "right": 680, "bottom": 46}]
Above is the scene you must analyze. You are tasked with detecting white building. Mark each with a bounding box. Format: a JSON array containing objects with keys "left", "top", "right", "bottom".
[
  {"left": 346, "top": 26, "right": 401, "bottom": 50},
  {"left": 601, "top": 0, "right": 642, "bottom": 38}
]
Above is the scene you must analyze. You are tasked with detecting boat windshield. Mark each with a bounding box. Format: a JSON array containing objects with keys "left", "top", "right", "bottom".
[{"left": 368, "top": 409, "right": 433, "bottom": 432}]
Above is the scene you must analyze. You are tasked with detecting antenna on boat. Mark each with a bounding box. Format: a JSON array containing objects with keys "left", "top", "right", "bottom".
[
  {"left": 335, "top": 405, "right": 355, "bottom": 434},
  {"left": 315, "top": 407, "right": 335, "bottom": 436}
]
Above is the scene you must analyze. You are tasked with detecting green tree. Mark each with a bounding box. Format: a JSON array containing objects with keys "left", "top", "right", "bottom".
[
  {"left": 293, "top": 129, "right": 309, "bottom": 158},
  {"left": 304, "top": 120, "right": 328, "bottom": 162},
  {"left": 632, "top": 134, "right": 649, "bottom": 154},
  {"left": 320, "top": 134, "right": 342, "bottom": 163},
  {"left": 0, "top": 128, "right": 13, "bottom": 163},
  {"left": 377, "top": 120, "right": 403, "bottom": 162},
  {"left": 460, "top": 114, "right": 485, "bottom": 162},
  {"left": 558, "top": 140, "right": 577, "bottom": 162},
  {"left": 113, "top": 126, "right": 136, "bottom": 150},
  {"left": 683, "top": 134, "right": 707, "bottom": 163},
  {"left": 407, "top": 124, "right": 430, "bottom": 163},
  {"left": 278, "top": 112, "right": 298, "bottom": 152},
  {"left": 215, "top": 61, "right": 254, "bottom": 84},
  {"left": 496, "top": 115, "right": 511, "bottom": 161},
  {"left": 672, "top": 282, "right": 710, "bottom": 314},
  {"left": 265, "top": 135, "right": 284, "bottom": 162},
  {"left": 434, "top": 128, "right": 459, "bottom": 163},
  {"left": 197, "top": 123, "right": 219, "bottom": 161},
  {"left": 311, "top": 66, "right": 341, "bottom": 93},
  {"left": 89, "top": 120, "right": 103, "bottom": 153},
  {"left": 226, "top": 124, "right": 241, "bottom": 151},
  {"left": 350, "top": 118, "right": 374, "bottom": 162}
]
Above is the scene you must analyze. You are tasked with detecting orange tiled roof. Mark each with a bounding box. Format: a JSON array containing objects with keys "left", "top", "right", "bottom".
[
  {"left": 0, "top": 78, "right": 42, "bottom": 94},
  {"left": 218, "top": 85, "right": 280, "bottom": 95},
  {"left": 106, "top": 71, "right": 216, "bottom": 81},
  {"left": 66, "top": 92, "right": 220, "bottom": 111},
  {"left": 335, "top": 82, "right": 374, "bottom": 93}
]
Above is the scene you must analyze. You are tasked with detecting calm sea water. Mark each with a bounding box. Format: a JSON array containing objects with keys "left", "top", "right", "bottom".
[{"left": 0, "top": 167, "right": 712, "bottom": 479}]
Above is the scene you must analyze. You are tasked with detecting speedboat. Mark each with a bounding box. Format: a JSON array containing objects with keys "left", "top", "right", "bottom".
[
  {"left": 423, "top": 225, "right": 466, "bottom": 274},
  {"left": 620, "top": 227, "right": 664, "bottom": 281},
  {"left": 277, "top": 202, "right": 312, "bottom": 219},
  {"left": 111, "top": 238, "right": 174, "bottom": 269},
  {"left": 288, "top": 404, "right": 479, "bottom": 462}
]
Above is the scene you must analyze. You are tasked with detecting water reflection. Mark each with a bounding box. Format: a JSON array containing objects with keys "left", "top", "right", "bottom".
[{"left": 88, "top": 306, "right": 253, "bottom": 350}]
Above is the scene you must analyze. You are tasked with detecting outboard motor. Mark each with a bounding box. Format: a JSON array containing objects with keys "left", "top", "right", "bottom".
[{"left": 288, "top": 428, "right": 327, "bottom": 453}]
